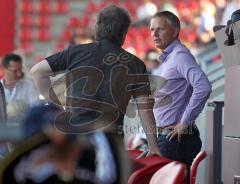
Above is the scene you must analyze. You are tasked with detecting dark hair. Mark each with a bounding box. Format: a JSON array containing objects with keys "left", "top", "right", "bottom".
[
  {"left": 95, "top": 4, "right": 131, "bottom": 46},
  {"left": 152, "top": 11, "right": 180, "bottom": 35},
  {"left": 1, "top": 53, "right": 22, "bottom": 68}
]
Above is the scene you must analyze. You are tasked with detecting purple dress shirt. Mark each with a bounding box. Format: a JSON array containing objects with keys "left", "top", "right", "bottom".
[{"left": 152, "top": 39, "right": 212, "bottom": 127}]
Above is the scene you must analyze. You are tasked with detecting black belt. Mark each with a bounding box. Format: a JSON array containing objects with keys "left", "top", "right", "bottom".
[
  {"left": 157, "top": 124, "right": 198, "bottom": 136},
  {"left": 157, "top": 126, "right": 174, "bottom": 136}
]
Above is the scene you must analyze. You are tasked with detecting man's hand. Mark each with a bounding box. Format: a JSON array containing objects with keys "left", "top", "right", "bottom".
[
  {"left": 147, "top": 144, "right": 162, "bottom": 157},
  {"left": 166, "top": 123, "right": 188, "bottom": 142}
]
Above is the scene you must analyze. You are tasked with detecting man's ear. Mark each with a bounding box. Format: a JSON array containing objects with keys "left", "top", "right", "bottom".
[
  {"left": 173, "top": 28, "right": 179, "bottom": 38},
  {"left": 121, "top": 31, "right": 127, "bottom": 46}
]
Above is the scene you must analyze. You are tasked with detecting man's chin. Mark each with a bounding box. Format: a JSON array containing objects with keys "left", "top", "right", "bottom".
[{"left": 155, "top": 44, "right": 163, "bottom": 50}]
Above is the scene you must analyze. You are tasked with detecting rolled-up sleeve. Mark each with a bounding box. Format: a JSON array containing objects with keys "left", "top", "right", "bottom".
[
  {"left": 45, "top": 47, "right": 70, "bottom": 73},
  {"left": 131, "top": 62, "right": 151, "bottom": 98}
]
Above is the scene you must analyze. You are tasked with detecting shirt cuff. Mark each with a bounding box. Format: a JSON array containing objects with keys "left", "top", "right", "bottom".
[{"left": 180, "top": 114, "right": 195, "bottom": 125}]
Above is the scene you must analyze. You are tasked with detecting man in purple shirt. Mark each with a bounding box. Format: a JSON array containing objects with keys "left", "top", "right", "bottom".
[{"left": 150, "top": 11, "right": 212, "bottom": 183}]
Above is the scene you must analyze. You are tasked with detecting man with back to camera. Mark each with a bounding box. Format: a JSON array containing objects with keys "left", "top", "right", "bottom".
[
  {"left": 30, "top": 5, "right": 161, "bottom": 156},
  {"left": 149, "top": 11, "right": 212, "bottom": 183}
]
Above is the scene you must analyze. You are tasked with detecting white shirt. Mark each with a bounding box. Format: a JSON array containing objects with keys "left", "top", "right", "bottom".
[{"left": 1, "top": 78, "right": 39, "bottom": 118}]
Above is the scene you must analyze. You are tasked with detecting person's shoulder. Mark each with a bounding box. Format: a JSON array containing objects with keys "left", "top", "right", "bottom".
[
  {"left": 64, "top": 43, "right": 97, "bottom": 59},
  {"left": 168, "top": 41, "right": 197, "bottom": 66},
  {"left": 121, "top": 49, "right": 144, "bottom": 65},
  {"left": 173, "top": 42, "right": 191, "bottom": 54},
  {"left": 172, "top": 42, "right": 196, "bottom": 62},
  {"left": 69, "top": 42, "right": 96, "bottom": 51}
]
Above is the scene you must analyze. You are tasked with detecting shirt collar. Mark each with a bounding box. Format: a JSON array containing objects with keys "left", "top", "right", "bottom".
[
  {"left": 0, "top": 79, "right": 21, "bottom": 91},
  {"left": 159, "top": 39, "right": 180, "bottom": 62}
]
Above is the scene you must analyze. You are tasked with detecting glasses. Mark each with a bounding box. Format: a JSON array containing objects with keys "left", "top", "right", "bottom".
[
  {"left": 5, "top": 67, "right": 24, "bottom": 78},
  {"left": 6, "top": 68, "right": 22, "bottom": 73}
]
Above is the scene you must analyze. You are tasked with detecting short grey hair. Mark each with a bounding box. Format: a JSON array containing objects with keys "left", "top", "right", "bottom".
[{"left": 152, "top": 11, "right": 180, "bottom": 30}]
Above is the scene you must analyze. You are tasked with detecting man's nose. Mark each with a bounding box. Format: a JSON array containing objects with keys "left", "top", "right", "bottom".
[{"left": 152, "top": 30, "right": 158, "bottom": 37}]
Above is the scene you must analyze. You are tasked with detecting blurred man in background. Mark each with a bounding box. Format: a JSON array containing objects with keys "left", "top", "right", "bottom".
[
  {"left": 0, "top": 53, "right": 39, "bottom": 120},
  {"left": 0, "top": 53, "right": 39, "bottom": 158}
]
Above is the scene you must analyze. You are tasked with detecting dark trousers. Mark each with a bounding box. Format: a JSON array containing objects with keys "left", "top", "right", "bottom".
[{"left": 157, "top": 126, "right": 202, "bottom": 184}]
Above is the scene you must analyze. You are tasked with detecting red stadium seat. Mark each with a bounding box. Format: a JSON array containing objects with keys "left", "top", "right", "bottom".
[
  {"left": 20, "top": 1, "right": 34, "bottom": 13},
  {"left": 55, "top": 0, "right": 68, "bottom": 14},
  {"left": 37, "top": 1, "right": 52, "bottom": 14},
  {"left": 85, "top": 0, "right": 97, "bottom": 14},
  {"left": 36, "top": 15, "right": 51, "bottom": 27},
  {"left": 98, "top": 1, "right": 108, "bottom": 10},
  {"left": 212, "top": 54, "right": 222, "bottom": 62},
  {"left": 55, "top": 41, "right": 67, "bottom": 52},
  {"left": 126, "top": 135, "right": 135, "bottom": 150},
  {"left": 19, "top": 42, "right": 33, "bottom": 54},
  {"left": 150, "top": 161, "right": 187, "bottom": 184},
  {"left": 36, "top": 29, "right": 51, "bottom": 41},
  {"left": 19, "top": 15, "right": 34, "bottom": 27},
  {"left": 124, "top": 2, "right": 137, "bottom": 15},
  {"left": 79, "top": 16, "right": 89, "bottom": 27},
  {"left": 68, "top": 16, "right": 79, "bottom": 27},
  {"left": 136, "top": 155, "right": 171, "bottom": 166},
  {"left": 61, "top": 29, "right": 72, "bottom": 41},
  {"left": 190, "top": 151, "right": 207, "bottom": 184},
  {"left": 128, "top": 156, "right": 171, "bottom": 184},
  {"left": 127, "top": 149, "right": 143, "bottom": 159},
  {"left": 19, "top": 28, "right": 33, "bottom": 41}
]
